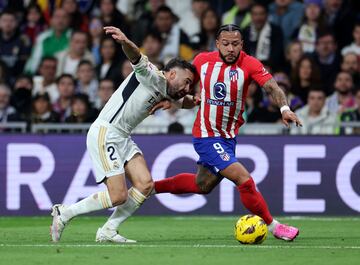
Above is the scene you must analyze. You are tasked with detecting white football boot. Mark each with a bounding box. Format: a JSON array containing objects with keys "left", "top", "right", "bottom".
[
  {"left": 95, "top": 227, "right": 136, "bottom": 243},
  {"left": 50, "top": 204, "right": 68, "bottom": 242}
]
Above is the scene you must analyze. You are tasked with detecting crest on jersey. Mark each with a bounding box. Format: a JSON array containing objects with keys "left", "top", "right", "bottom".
[
  {"left": 229, "top": 69, "right": 239, "bottom": 82},
  {"left": 213, "top": 82, "right": 226, "bottom": 100},
  {"left": 220, "top": 152, "right": 231, "bottom": 161}
]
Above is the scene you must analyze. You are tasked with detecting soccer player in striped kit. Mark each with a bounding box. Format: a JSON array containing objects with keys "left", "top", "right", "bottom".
[{"left": 154, "top": 24, "right": 302, "bottom": 241}]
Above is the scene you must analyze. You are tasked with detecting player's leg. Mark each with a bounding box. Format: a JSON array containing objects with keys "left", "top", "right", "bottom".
[
  {"left": 50, "top": 123, "right": 128, "bottom": 242},
  {"left": 220, "top": 161, "right": 299, "bottom": 241},
  {"left": 100, "top": 153, "right": 152, "bottom": 235},
  {"left": 154, "top": 164, "right": 221, "bottom": 194}
]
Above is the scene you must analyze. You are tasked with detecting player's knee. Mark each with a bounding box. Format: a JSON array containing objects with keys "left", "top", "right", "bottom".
[
  {"left": 133, "top": 179, "right": 154, "bottom": 197},
  {"left": 196, "top": 179, "right": 214, "bottom": 194},
  {"left": 110, "top": 191, "right": 128, "bottom": 206}
]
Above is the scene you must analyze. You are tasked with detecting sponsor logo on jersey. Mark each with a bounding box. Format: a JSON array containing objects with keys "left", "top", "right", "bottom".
[
  {"left": 206, "top": 99, "right": 235, "bottom": 106},
  {"left": 229, "top": 69, "right": 239, "bottom": 82},
  {"left": 220, "top": 152, "right": 230, "bottom": 161},
  {"left": 213, "top": 82, "right": 226, "bottom": 100}
]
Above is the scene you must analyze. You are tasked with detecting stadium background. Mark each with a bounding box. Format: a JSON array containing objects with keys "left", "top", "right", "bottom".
[{"left": 0, "top": 1, "right": 359, "bottom": 264}]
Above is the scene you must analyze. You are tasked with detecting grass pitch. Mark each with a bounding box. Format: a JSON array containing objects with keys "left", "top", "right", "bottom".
[{"left": 0, "top": 216, "right": 359, "bottom": 265}]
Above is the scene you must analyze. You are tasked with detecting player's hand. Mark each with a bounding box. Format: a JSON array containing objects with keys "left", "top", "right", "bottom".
[
  {"left": 104, "top": 26, "right": 127, "bottom": 44},
  {"left": 149, "top": 99, "right": 172, "bottom": 115},
  {"left": 193, "top": 94, "right": 201, "bottom": 105},
  {"left": 281, "top": 110, "right": 302, "bottom": 128}
]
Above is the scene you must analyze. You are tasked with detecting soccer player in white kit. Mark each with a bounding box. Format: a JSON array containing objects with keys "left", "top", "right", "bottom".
[{"left": 50, "top": 26, "right": 196, "bottom": 243}]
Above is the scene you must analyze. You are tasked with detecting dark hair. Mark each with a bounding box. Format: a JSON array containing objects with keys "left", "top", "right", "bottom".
[
  {"left": 72, "top": 93, "right": 90, "bottom": 108},
  {"left": 163, "top": 58, "right": 196, "bottom": 75},
  {"left": 308, "top": 86, "right": 326, "bottom": 95},
  {"left": 40, "top": 56, "right": 57, "bottom": 66},
  {"left": 56, "top": 73, "right": 76, "bottom": 85},
  {"left": 0, "top": 9, "right": 17, "bottom": 18},
  {"left": 216, "top": 24, "right": 242, "bottom": 39},
  {"left": 78, "top": 59, "right": 94, "bottom": 69},
  {"left": 143, "top": 31, "right": 163, "bottom": 44},
  {"left": 155, "top": 5, "right": 178, "bottom": 21},
  {"left": 250, "top": 2, "right": 268, "bottom": 13}
]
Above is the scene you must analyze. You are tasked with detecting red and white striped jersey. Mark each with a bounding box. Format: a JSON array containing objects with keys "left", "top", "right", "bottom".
[{"left": 192, "top": 51, "right": 272, "bottom": 138}]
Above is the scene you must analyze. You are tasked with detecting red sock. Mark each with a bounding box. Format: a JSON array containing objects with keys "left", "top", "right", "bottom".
[
  {"left": 237, "top": 178, "right": 273, "bottom": 225},
  {"left": 154, "top": 173, "right": 202, "bottom": 194}
]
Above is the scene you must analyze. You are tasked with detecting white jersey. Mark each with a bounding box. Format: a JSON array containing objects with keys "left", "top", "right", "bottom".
[{"left": 97, "top": 55, "right": 168, "bottom": 136}]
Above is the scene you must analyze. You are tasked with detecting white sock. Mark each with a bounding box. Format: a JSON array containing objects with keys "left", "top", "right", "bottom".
[
  {"left": 267, "top": 219, "right": 279, "bottom": 233},
  {"left": 102, "top": 187, "right": 146, "bottom": 231},
  {"left": 62, "top": 191, "right": 113, "bottom": 222}
]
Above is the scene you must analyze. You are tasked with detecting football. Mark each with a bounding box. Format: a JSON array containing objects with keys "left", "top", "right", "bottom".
[{"left": 234, "top": 214, "right": 268, "bottom": 244}]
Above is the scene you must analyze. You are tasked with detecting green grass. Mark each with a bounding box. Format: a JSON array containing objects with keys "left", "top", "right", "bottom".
[{"left": 0, "top": 216, "right": 359, "bottom": 265}]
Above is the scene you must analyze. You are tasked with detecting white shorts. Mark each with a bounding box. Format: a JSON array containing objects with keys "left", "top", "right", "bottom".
[{"left": 86, "top": 120, "right": 142, "bottom": 183}]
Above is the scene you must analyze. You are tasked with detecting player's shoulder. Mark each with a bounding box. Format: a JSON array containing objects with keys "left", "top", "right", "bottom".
[
  {"left": 238, "top": 51, "right": 263, "bottom": 70},
  {"left": 193, "top": 51, "right": 219, "bottom": 65}
]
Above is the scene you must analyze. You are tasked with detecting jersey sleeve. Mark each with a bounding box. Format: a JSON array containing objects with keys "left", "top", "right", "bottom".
[
  {"left": 131, "top": 54, "right": 166, "bottom": 88},
  {"left": 246, "top": 56, "right": 273, "bottom": 86}
]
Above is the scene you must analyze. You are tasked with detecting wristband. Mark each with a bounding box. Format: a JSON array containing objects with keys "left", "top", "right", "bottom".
[{"left": 280, "top": 105, "right": 290, "bottom": 114}]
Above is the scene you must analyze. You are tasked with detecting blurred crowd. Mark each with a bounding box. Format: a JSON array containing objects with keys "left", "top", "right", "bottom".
[{"left": 0, "top": 0, "right": 359, "bottom": 135}]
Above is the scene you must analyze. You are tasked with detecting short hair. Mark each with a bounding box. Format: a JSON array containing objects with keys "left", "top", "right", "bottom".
[
  {"left": 143, "top": 31, "right": 163, "bottom": 44},
  {"left": 78, "top": 59, "right": 94, "bottom": 69},
  {"left": 56, "top": 73, "right": 76, "bottom": 85},
  {"left": 40, "top": 56, "right": 57, "bottom": 66},
  {"left": 250, "top": 2, "right": 268, "bottom": 13},
  {"left": 216, "top": 24, "right": 242, "bottom": 39},
  {"left": 163, "top": 58, "right": 196, "bottom": 75},
  {"left": 0, "top": 9, "right": 17, "bottom": 18},
  {"left": 308, "top": 86, "right": 326, "bottom": 96}
]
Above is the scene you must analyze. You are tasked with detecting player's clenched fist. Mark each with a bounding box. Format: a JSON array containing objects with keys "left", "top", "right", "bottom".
[{"left": 104, "top": 26, "right": 127, "bottom": 44}]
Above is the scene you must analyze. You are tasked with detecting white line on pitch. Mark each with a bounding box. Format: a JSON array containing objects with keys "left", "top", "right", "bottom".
[{"left": 0, "top": 244, "right": 359, "bottom": 250}]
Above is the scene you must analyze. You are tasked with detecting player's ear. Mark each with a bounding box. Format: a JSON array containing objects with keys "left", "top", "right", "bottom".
[{"left": 170, "top": 69, "right": 176, "bottom": 80}]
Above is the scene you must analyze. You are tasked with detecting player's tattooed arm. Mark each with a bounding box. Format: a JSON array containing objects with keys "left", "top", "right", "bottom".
[
  {"left": 104, "top": 26, "right": 141, "bottom": 64},
  {"left": 262, "top": 78, "right": 288, "bottom": 108}
]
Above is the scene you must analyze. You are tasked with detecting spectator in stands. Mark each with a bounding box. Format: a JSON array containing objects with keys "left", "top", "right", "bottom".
[
  {"left": 153, "top": 5, "right": 193, "bottom": 62},
  {"left": 247, "top": 93, "right": 282, "bottom": 124},
  {"left": 0, "top": 9, "right": 31, "bottom": 81},
  {"left": 283, "top": 40, "right": 304, "bottom": 76},
  {"left": 0, "top": 60, "right": 8, "bottom": 84},
  {"left": 190, "top": 7, "right": 220, "bottom": 53},
  {"left": 326, "top": 71, "right": 356, "bottom": 114},
  {"left": 323, "top": 0, "right": 356, "bottom": 49},
  {"left": 222, "top": 0, "right": 252, "bottom": 30},
  {"left": 61, "top": 0, "right": 88, "bottom": 32},
  {"left": 341, "top": 52, "right": 360, "bottom": 87},
  {"left": 100, "top": 0, "right": 129, "bottom": 36},
  {"left": 52, "top": 74, "right": 75, "bottom": 122},
  {"left": 65, "top": 93, "right": 97, "bottom": 123},
  {"left": 120, "top": 60, "right": 133, "bottom": 80},
  {"left": 89, "top": 16, "right": 103, "bottom": 65},
  {"left": 56, "top": 31, "right": 94, "bottom": 77},
  {"left": 76, "top": 60, "right": 98, "bottom": 106},
  {"left": 32, "top": 56, "right": 59, "bottom": 103},
  {"left": 153, "top": 104, "right": 196, "bottom": 134},
  {"left": 96, "top": 36, "right": 121, "bottom": 81},
  {"left": 293, "top": 0, "right": 327, "bottom": 53},
  {"left": 340, "top": 88, "right": 360, "bottom": 134},
  {"left": 311, "top": 30, "right": 341, "bottom": 95},
  {"left": 0, "top": 84, "right": 16, "bottom": 123},
  {"left": 131, "top": 0, "right": 165, "bottom": 45},
  {"left": 21, "top": 3, "right": 47, "bottom": 45},
  {"left": 9, "top": 75, "right": 33, "bottom": 122},
  {"left": 268, "top": 0, "right": 304, "bottom": 46},
  {"left": 140, "top": 31, "right": 164, "bottom": 65},
  {"left": 341, "top": 22, "right": 360, "bottom": 56},
  {"left": 291, "top": 88, "right": 337, "bottom": 135},
  {"left": 95, "top": 78, "right": 115, "bottom": 110},
  {"left": 25, "top": 8, "right": 71, "bottom": 74},
  {"left": 31, "top": 92, "right": 60, "bottom": 124},
  {"left": 178, "top": 0, "right": 210, "bottom": 38},
  {"left": 291, "top": 55, "right": 322, "bottom": 104},
  {"left": 273, "top": 71, "right": 303, "bottom": 111},
  {"left": 243, "top": 2, "right": 285, "bottom": 71},
  {"left": 244, "top": 81, "right": 263, "bottom": 121}
]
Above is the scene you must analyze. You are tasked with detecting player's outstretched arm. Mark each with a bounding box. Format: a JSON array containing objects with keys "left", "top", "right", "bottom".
[
  {"left": 262, "top": 78, "right": 303, "bottom": 128},
  {"left": 104, "top": 26, "right": 140, "bottom": 64}
]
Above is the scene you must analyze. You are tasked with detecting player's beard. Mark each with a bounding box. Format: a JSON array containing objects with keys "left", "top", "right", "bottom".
[
  {"left": 167, "top": 85, "right": 184, "bottom": 101},
  {"left": 219, "top": 51, "right": 240, "bottom": 65}
]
